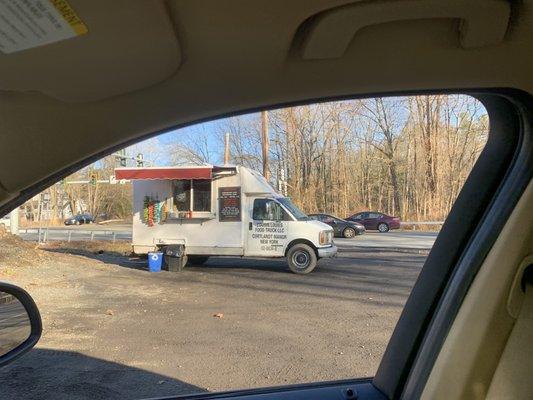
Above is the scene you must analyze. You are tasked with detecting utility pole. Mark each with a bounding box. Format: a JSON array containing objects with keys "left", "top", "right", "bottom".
[
  {"left": 116, "top": 149, "right": 127, "bottom": 167},
  {"left": 261, "top": 110, "right": 270, "bottom": 180},
  {"left": 224, "top": 133, "right": 230, "bottom": 165},
  {"left": 9, "top": 208, "right": 19, "bottom": 235},
  {"left": 280, "top": 168, "right": 288, "bottom": 196}
]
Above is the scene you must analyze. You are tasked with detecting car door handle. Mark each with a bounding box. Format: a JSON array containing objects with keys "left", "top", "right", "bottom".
[
  {"left": 300, "top": 0, "right": 510, "bottom": 59},
  {"left": 249, "top": 222, "right": 253, "bottom": 230}
]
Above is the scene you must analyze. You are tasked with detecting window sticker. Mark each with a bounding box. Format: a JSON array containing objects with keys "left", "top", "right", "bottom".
[{"left": 0, "top": 0, "right": 87, "bottom": 54}]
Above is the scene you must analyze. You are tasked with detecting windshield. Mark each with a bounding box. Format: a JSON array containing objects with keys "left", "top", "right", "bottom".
[{"left": 277, "top": 198, "right": 308, "bottom": 221}]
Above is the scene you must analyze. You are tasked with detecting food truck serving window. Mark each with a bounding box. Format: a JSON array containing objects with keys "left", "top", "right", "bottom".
[{"left": 172, "top": 179, "right": 211, "bottom": 212}]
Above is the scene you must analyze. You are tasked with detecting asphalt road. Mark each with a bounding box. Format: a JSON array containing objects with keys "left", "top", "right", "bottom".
[
  {"left": 336, "top": 231, "right": 437, "bottom": 250},
  {"left": 1, "top": 246, "right": 426, "bottom": 399},
  {"left": 19, "top": 225, "right": 437, "bottom": 251}
]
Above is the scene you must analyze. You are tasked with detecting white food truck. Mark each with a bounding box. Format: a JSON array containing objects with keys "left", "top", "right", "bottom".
[{"left": 115, "top": 165, "right": 337, "bottom": 274}]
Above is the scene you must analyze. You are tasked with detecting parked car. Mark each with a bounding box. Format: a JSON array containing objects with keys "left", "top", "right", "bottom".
[
  {"left": 346, "top": 211, "right": 400, "bottom": 232},
  {"left": 64, "top": 213, "right": 95, "bottom": 225},
  {"left": 308, "top": 213, "right": 365, "bottom": 238}
]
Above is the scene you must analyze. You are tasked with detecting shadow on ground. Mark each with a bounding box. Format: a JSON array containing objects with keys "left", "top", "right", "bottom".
[
  {"left": 42, "top": 246, "right": 147, "bottom": 271},
  {"left": 0, "top": 348, "right": 205, "bottom": 400},
  {"left": 40, "top": 246, "right": 425, "bottom": 308}
]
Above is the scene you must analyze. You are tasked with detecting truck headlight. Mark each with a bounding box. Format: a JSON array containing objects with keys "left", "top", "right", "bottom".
[{"left": 319, "top": 230, "right": 333, "bottom": 245}]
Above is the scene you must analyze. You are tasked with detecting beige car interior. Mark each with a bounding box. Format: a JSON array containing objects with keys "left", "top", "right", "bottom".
[
  {"left": 0, "top": 0, "right": 531, "bottom": 398},
  {"left": 421, "top": 182, "right": 532, "bottom": 400}
]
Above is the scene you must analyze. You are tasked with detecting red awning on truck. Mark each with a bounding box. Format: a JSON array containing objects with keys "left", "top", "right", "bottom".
[{"left": 115, "top": 166, "right": 212, "bottom": 180}]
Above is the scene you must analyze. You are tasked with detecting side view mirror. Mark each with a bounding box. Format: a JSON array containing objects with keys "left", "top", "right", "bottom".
[{"left": 0, "top": 282, "right": 42, "bottom": 367}]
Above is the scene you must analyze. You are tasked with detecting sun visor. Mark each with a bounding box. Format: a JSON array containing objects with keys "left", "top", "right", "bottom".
[{"left": 0, "top": 0, "right": 181, "bottom": 102}]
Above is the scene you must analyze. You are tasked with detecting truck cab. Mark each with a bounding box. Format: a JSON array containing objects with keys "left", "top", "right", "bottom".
[{"left": 245, "top": 196, "right": 336, "bottom": 273}]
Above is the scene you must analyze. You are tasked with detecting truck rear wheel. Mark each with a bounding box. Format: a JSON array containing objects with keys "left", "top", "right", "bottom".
[{"left": 287, "top": 244, "right": 317, "bottom": 274}]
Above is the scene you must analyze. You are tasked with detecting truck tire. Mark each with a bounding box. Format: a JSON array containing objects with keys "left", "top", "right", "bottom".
[
  {"left": 287, "top": 243, "right": 317, "bottom": 274},
  {"left": 188, "top": 256, "right": 209, "bottom": 265}
]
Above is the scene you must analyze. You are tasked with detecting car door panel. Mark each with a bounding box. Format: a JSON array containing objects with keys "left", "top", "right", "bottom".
[
  {"left": 171, "top": 380, "right": 386, "bottom": 400},
  {"left": 360, "top": 213, "right": 372, "bottom": 229}
]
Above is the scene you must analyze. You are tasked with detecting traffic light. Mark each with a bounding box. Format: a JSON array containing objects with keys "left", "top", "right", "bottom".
[
  {"left": 136, "top": 153, "right": 144, "bottom": 167},
  {"left": 116, "top": 149, "right": 127, "bottom": 167},
  {"left": 89, "top": 173, "right": 97, "bottom": 186}
]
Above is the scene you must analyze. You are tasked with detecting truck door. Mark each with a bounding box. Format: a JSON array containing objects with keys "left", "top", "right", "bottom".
[{"left": 245, "top": 198, "right": 290, "bottom": 257}]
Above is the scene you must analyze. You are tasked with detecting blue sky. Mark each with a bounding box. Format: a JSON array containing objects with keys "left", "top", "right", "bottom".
[
  {"left": 123, "top": 95, "right": 487, "bottom": 168},
  {"left": 127, "top": 112, "right": 261, "bottom": 167},
  {"left": 126, "top": 119, "right": 227, "bottom": 166}
]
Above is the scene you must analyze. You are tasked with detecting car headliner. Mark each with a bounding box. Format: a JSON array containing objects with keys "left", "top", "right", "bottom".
[{"left": 0, "top": 0, "right": 532, "bottom": 211}]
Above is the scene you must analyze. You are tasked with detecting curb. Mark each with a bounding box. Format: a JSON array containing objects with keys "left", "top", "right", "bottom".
[{"left": 336, "top": 245, "right": 430, "bottom": 255}]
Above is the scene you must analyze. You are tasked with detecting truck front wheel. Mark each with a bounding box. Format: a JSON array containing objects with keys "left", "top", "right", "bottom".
[{"left": 287, "top": 244, "right": 317, "bottom": 274}]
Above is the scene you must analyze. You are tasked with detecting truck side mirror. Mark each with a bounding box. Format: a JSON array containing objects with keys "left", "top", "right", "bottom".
[{"left": 0, "top": 282, "right": 42, "bottom": 367}]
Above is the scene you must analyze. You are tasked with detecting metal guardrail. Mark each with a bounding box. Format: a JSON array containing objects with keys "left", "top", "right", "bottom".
[
  {"left": 18, "top": 221, "right": 444, "bottom": 243},
  {"left": 19, "top": 228, "right": 127, "bottom": 243},
  {"left": 400, "top": 221, "right": 444, "bottom": 230},
  {"left": 401, "top": 221, "right": 444, "bottom": 225}
]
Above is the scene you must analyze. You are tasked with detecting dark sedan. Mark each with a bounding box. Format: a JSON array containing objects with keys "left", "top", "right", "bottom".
[
  {"left": 308, "top": 214, "right": 365, "bottom": 238},
  {"left": 346, "top": 211, "right": 400, "bottom": 232},
  {"left": 64, "top": 213, "right": 95, "bottom": 225}
]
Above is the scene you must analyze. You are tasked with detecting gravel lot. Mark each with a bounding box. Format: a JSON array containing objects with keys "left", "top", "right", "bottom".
[{"left": 0, "top": 239, "right": 425, "bottom": 399}]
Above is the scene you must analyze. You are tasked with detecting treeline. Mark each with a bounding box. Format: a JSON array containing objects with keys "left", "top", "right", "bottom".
[
  {"left": 31, "top": 95, "right": 487, "bottom": 223},
  {"left": 25, "top": 157, "right": 132, "bottom": 223},
  {"left": 224, "top": 95, "right": 488, "bottom": 221}
]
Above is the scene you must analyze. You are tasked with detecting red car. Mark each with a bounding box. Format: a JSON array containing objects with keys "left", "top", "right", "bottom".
[{"left": 346, "top": 211, "right": 400, "bottom": 232}]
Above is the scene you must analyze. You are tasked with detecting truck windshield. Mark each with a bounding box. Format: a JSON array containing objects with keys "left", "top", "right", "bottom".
[{"left": 278, "top": 198, "right": 308, "bottom": 221}]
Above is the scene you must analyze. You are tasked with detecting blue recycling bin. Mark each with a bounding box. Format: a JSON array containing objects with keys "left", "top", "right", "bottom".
[{"left": 148, "top": 252, "right": 163, "bottom": 272}]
